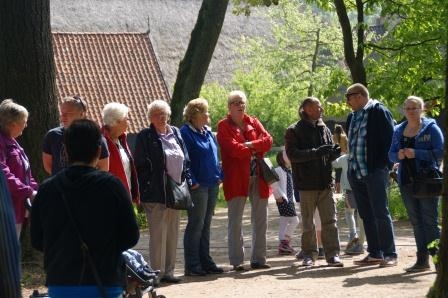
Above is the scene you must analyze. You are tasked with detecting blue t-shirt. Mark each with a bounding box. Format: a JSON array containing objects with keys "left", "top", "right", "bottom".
[
  {"left": 48, "top": 285, "right": 122, "bottom": 298},
  {"left": 42, "top": 126, "right": 109, "bottom": 175}
]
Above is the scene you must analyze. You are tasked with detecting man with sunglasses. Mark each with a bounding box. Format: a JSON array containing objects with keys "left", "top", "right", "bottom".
[
  {"left": 345, "top": 83, "right": 398, "bottom": 267},
  {"left": 42, "top": 96, "right": 109, "bottom": 175}
]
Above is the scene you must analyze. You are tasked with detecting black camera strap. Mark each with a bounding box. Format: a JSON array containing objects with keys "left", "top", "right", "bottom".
[{"left": 55, "top": 181, "right": 108, "bottom": 298}]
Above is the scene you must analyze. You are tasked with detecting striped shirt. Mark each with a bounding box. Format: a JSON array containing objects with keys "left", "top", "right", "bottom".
[
  {"left": 0, "top": 171, "right": 21, "bottom": 298},
  {"left": 348, "top": 100, "right": 373, "bottom": 179}
]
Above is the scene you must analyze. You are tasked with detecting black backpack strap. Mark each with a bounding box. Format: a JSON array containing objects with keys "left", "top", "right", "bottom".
[{"left": 54, "top": 177, "right": 108, "bottom": 298}]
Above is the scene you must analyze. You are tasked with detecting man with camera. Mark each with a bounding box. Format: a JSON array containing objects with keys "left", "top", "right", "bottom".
[{"left": 285, "top": 97, "right": 343, "bottom": 267}]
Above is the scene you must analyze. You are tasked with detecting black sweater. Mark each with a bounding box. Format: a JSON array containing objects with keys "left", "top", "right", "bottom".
[
  {"left": 285, "top": 118, "right": 334, "bottom": 190},
  {"left": 31, "top": 166, "right": 139, "bottom": 286}
]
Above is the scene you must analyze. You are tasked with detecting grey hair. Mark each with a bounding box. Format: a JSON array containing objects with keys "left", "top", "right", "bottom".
[
  {"left": 147, "top": 99, "right": 171, "bottom": 119},
  {"left": 227, "top": 90, "right": 247, "bottom": 105},
  {"left": 0, "top": 99, "right": 29, "bottom": 134},
  {"left": 102, "top": 102, "right": 129, "bottom": 127}
]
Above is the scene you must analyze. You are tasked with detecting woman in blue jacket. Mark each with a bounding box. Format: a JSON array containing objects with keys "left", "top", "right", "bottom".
[
  {"left": 388, "top": 96, "right": 443, "bottom": 273},
  {"left": 180, "top": 98, "right": 223, "bottom": 276}
]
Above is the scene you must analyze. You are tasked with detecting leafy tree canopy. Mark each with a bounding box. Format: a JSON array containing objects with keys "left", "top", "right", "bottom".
[{"left": 203, "top": 1, "right": 350, "bottom": 145}]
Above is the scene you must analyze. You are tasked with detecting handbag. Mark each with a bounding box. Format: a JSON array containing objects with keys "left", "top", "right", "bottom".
[
  {"left": 405, "top": 151, "right": 443, "bottom": 198},
  {"left": 165, "top": 174, "right": 194, "bottom": 210},
  {"left": 258, "top": 157, "right": 280, "bottom": 185},
  {"left": 412, "top": 167, "right": 443, "bottom": 198}
]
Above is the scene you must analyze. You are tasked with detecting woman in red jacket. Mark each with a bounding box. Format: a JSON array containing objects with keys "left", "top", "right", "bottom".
[
  {"left": 101, "top": 102, "right": 139, "bottom": 204},
  {"left": 217, "top": 90, "right": 273, "bottom": 271}
]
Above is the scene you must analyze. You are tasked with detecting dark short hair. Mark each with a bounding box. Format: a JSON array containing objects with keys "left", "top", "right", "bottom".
[
  {"left": 298, "top": 97, "right": 320, "bottom": 120},
  {"left": 64, "top": 119, "right": 102, "bottom": 164},
  {"left": 276, "top": 151, "right": 285, "bottom": 168}
]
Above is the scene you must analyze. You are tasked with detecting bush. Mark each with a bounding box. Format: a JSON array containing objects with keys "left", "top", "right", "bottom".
[
  {"left": 134, "top": 204, "right": 148, "bottom": 229},
  {"left": 387, "top": 183, "right": 408, "bottom": 220}
]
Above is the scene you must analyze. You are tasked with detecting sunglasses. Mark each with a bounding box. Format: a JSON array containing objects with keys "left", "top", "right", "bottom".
[
  {"left": 345, "top": 92, "right": 360, "bottom": 101},
  {"left": 73, "top": 95, "right": 86, "bottom": 111}
]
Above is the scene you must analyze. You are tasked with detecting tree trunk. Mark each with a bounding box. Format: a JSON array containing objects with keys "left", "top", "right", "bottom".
[
  {"left": 428, "top": 37, "right": 448, "bottom": 298},
  {"left": 0, "top": 0, "right": 58, "bottom": 259},
  {"left": 333, "top": 0, "right": 367, "bottom": 85},
  {"left": 0, "top": 0, "right": 59, "bottom": 182},
  {"left": 170, "top": 0, "right": 229, "bottom": 126},
  {"left": 308, "top": 28, "right": 320, "bottom": 97}
]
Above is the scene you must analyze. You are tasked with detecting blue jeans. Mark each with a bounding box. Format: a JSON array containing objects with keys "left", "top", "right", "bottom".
[
  {"left": 184, "top": 185, "right": 219, "bottom": 271},
  {"left": 400, "top": 184, "right": 440, "bottom": 253},
  {"left": 348, "top": 167, "right": 397, "bottom": 258}
]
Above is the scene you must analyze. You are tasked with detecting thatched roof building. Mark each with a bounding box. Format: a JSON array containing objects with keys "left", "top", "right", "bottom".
[{"left": 51, "top": 0, "right": 270, "bottom": 91}]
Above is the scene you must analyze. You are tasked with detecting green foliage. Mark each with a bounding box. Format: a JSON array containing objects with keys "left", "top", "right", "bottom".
[
  {"left": 365, "top": 0, "right": 447, "bottom": 118},
  {"left": 203, "top": 1, "right": 351, "bottom": 145},
  {"left": 427, "top": 238, "right": 440, "bottom": 266},
  {"left": 232, "top": 0, "right": 279, "bottom": 16},
  {"left": 387, "top": 183, "right": 408, "bottom": 220},
  {"left": 133, "top": 204, "right": 148, "bottom": 229}
]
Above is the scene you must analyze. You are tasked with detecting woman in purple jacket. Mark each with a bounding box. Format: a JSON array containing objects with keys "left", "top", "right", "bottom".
[{"left": 0, "top": 99, "right": 38, "bottom": 237}]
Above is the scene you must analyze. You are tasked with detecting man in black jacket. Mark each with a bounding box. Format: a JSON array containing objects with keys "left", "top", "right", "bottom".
[
  {"left": 31, "top": 119, "right": 139, "bottom": 297},
  {"left": 285, "top": 97, "right": 342, "bottom": 267},
  {"left": 345, "top": 83, "right": 397, "bottom": 267}
]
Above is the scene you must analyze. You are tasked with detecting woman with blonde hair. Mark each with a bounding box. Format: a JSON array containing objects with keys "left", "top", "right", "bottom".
[
  {"left": 389, "top": 95, "right": 443, "bottom": 272},
  {"left": 180, "top": 98, "right": 223, "bottom": 276}
]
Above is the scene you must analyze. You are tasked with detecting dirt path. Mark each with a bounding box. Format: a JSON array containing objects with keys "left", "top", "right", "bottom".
[
  {"left": 137, "top": 199, "right": 436, "bottom": 298},
  {"left": 24, "top": 198, "right": 436, "bottom": 298}
]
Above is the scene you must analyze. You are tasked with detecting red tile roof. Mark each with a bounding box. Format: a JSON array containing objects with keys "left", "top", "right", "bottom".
[{"left": 52, "top": 32, "right": 170, "bottom": 133}]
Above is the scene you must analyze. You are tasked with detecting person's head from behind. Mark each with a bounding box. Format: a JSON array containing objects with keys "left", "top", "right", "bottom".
[
  {"left": 60, "top": 95, "right": 87, "bottom": 128},
  {"left": 276, "top": 150, "right": 291, "bottom": 169},
  {"left": 334, "top": 124, "right": 345, "bottom": 136},
  {"left": 298, "top": 97, "right": 323, "bottom": 121},
  {"left": 345, "top": 83, "right": 369, "bottom": 112},
  {"left": 64, "top": 119, "right": 102, "bottom": 166},
  {"left": 0, "top": 99, "right": 29, "bottom": 139}
]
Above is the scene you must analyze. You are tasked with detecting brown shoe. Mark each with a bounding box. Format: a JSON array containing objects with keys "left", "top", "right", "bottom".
[
  {"left": 379, "top": 256, "right": 397, "bottom": 268},
  {"left": 354, "top": 255, "right": 383, "bottom": 266}
]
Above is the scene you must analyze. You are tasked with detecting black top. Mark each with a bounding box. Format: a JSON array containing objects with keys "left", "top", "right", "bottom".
[
  {"left": 401, "top": 135, "right": 416, "bottom": 185},
  {"left": 31, "top": 166, "right": 139, "bottom": 286}
]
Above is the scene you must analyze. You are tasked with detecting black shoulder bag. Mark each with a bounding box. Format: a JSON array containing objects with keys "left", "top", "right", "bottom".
[
  {"left": 56, "top": 182, "right": 108, "bottom": 298},
  {"left": 405, "top": 152, "right": 443, "bottom": 199}
]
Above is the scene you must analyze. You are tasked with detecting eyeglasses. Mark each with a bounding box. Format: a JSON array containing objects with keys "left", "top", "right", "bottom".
[
  {"left": 404, "top": 107, "right": 421, "bottom": 112},
  {"left": 73, "top": 95, "right": 86, "bottom": 111},
  {"left": 231, "top": 101, "right": 246, "bottom": 106},
  {"left": 345, "top": 92, "right": 360, "bottom": 101}
]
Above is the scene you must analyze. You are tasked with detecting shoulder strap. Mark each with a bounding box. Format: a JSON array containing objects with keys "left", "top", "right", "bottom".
[{"left": 54, "top": 179, "right": 108, "bottom": 298}]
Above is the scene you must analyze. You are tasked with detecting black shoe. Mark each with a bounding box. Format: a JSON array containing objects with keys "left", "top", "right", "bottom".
[
  {"left": 205, "top": 266, "right": 224, "bottom": 274},
  {"left": 232, "top": 264, "right": 246, "bottom": 271},
  {"left": 185, "top": 268, "right": 207, "bottom": 276},
  {"left": 327, "top": 256, "right": 344, "bottom": 267},
  {"left": 160, "top": 275, "right": 181, "bottom": 283},
  {"left": 250, "top": 262, "right": 271, "bottom": 269},
  {"left": 318, "top": 248, "right": 325, "bottom": 259},
  {"left": 302, "top": 256, "right": 314, "bottom": 266}
]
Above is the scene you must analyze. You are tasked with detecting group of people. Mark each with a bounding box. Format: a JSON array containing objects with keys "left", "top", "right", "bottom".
[{"left": 0, "top": 81, "right": 443, "bottom": 297}]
